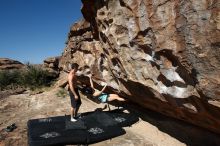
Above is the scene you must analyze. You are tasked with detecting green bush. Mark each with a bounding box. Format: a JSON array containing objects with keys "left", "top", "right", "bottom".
[
  {"left": 0, "top": 70, "right": 21, "bottom": 90},
  {"left": 21, "top": 65, "right": 51, "bottom": 89},
  {"left": 0, "top": 64, "right": 54, "bottom": 91}
]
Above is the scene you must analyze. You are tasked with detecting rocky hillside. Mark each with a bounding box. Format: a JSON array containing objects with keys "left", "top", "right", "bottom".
[{"left": 59, "top": 0, "right": 220, "bottom": 134}]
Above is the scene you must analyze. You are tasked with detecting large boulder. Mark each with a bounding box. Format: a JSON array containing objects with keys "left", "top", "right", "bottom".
[
  {"left": 43, "top": 56, "right": 60, "bottom": 69},
  {"left": 0, "top": 58, "right": 24, "bottom": 70},
  {"left": 59, "top": 0, "right": 220, "bottom": 134},
  {"left": 43, "top": 56, "right": 60, "bottom": 78}
]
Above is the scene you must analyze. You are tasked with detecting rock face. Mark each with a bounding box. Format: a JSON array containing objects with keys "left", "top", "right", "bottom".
[
  {"left": 59, "top": 0, "right": 220, "bottom": 134},
  {"left": 0, "top": 58, "right": 24, "bottom": 70}
]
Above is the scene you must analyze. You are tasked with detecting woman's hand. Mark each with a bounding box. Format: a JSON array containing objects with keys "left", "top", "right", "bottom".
[
  {"left": 100, "top": 82, "right": 107, "bottom": 86},
  {"left": 87, "top": 74, "right": 92, "bottom": 78}
]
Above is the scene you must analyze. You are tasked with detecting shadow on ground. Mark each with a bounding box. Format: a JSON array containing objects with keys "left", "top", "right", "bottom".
[{"left": 119, "top": 101, "right": 220, "bottom": 146}]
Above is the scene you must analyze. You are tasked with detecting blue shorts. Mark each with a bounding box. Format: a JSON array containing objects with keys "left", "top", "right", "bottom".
[{"left": 98, "top": 93, "right": 109, "bottom": 103}]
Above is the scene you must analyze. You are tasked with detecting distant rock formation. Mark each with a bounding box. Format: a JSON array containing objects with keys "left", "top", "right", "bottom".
[
  {"left": 43, "top": 56, "right": 60, "bottom": 78},
  {"left": 59, "top": 0, "right": 220, "bottom": 134},
  {"left": 0, "top": 58, "right": 24, "bottom": 70}
]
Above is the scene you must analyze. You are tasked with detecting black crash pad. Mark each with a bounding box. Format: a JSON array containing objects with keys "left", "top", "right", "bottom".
[
  {"left": 28, "top": 110, "right": 138, "bottom": 146},
  {"left": 106, "top": 109, "right": 139, "bottom": 127}
]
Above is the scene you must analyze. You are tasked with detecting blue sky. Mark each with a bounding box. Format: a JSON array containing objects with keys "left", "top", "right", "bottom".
[{"left": 0, "top": 0, "right": 82, "bottom": 64}]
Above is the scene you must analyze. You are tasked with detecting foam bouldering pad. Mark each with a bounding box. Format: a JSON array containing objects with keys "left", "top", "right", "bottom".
[
  {"left": 106, "top": 109, "right": 139, "bottom": 127},
  {"left": 65, "top": 119, "right": 86, "bottom": 130},
  {"left": 27, "top": 110, "right": 138, "bottom": 146}
]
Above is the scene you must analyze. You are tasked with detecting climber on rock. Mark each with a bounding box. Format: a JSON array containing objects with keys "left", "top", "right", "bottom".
[{"left": 82, "top": 74, "right": 125, "bottom": 111}]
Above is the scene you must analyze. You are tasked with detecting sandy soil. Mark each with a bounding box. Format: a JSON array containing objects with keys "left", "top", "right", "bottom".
[{"left": 0, "top": 87, "right": 220, "bottom": 146}]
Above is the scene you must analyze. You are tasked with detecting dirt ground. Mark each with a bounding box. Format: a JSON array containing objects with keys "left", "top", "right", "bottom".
[{"left": 0, "top": 87, "right": 220, "bottom": 146}]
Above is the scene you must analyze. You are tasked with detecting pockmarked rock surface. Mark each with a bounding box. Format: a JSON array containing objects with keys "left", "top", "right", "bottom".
[
  {"left": 0, "top": 58, "right": 24, "bottom": 70},
  {"left": 59, "top": 0, "right": 220, "bottom": 134}
]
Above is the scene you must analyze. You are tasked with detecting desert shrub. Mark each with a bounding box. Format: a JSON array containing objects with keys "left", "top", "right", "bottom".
[
  {"left": 0, "top": 70, "right": 21, "bottom": 90},
  {"left": 0, "top": 64, "right": 54, "bottom": 91},
  {"left": 20, "top": 64, "right": 52, "bottom": 90}
]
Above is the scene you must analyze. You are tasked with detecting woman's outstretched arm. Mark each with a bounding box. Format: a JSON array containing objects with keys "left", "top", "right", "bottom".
[
  {"left": 93, "top": 83, "right": 107, "bottom": 97},
  {"left": 89, "top": 75, "right": 94, "bottom": 89},
  {"left": 100, "top": 83, "right": 107, "bottom": 93}
]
